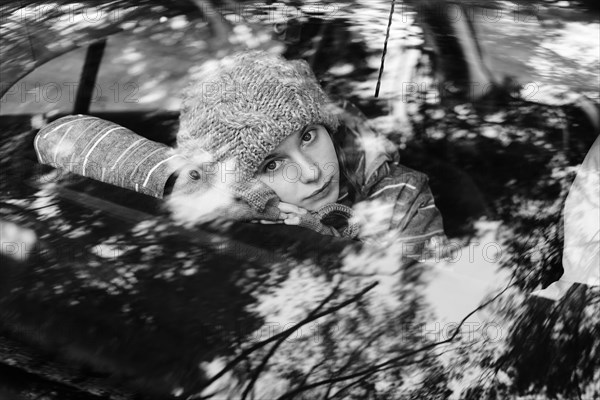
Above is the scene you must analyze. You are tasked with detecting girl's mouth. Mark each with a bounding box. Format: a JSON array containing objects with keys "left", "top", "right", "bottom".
[{"left": 306, "top": 178, "right": 332, "bottom": 200}]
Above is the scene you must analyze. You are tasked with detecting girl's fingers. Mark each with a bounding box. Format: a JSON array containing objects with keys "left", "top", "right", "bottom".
[
  {"left": 279, "top": 212, "right": 290, "bottom": 220},
  {"left": 249, "top": 207, "right": 306, "bottom": 225},
  {"left": 283, "top": 216, "right": 301, "bottom": 225},
  {"left": 278, "top": 202, "right": 308, "bottom": 215}
]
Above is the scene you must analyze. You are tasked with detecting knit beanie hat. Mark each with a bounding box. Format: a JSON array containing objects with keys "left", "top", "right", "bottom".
[{"left": 176, "top": 51, "right": 340, "bottom": 181}]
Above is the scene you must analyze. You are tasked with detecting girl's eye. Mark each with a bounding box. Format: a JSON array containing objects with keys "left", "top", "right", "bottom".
[
  {"left": 302, "top": 131, "right": 315, "bottom": 143},
  {"left": 264, "top": 159, "right": 282, "bottom": 172}
]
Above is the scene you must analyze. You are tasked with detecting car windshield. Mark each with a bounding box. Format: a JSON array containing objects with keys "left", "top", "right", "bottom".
[{"left": 1, "top": 1, "right": 599, "bottom": 399}]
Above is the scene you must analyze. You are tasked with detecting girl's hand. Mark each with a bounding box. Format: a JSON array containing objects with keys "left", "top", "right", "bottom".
[
  {"left": 250, "top": 202, "right": 307, "bottom": 225},
  {"left": 278, "top": 202, "right": 308, "bottom": 225},
  {"left": 250, "top": 202, "right": 350, "bottom": 238}
]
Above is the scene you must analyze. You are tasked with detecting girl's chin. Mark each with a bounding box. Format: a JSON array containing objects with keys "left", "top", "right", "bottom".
[{"left": 304, "top": 187, "right": 340, "bottom": 211}]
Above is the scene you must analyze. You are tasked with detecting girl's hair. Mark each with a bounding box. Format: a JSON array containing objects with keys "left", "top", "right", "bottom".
[{"left": 329, "top": 124, "right": 361, "bottom": 204}]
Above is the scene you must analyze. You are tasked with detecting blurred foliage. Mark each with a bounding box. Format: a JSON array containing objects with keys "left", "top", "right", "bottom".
[
  {"left": 398, "top": 37, "right": 599, "bottom": 400},
  {"left": 0, "top": 180, "right": 454, "bottom": 398},
  {"left": 400, "top": 44, "right": 599, "bottom": 400},
  {"left": 0, "top": 1, "right": 200, "bottom": 95}
]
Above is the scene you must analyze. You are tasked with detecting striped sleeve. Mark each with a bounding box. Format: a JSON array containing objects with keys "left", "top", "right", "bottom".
[
  {"left": 34, "top": 115, "right": 187, "bottom": 198},
  {"left": 365, "top": 163, "right": 446, "bottom": 252}
]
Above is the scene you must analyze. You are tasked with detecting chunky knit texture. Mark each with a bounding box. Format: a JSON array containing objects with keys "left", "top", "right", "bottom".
[
  {"left": 176, "top": 51, "right": 340, "bottom": 181},
  {"left": 297, "top": 203, "right": 360, "bottom": 239}
]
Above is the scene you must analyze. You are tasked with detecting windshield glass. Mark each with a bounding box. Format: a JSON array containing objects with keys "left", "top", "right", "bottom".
[{"left": 0, "top": 1, "right": 598, "bottom": 400}]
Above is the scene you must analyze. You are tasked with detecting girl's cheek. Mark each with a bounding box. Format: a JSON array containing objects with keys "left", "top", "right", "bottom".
[
  {"left": 268, "top": 174, "right": 291, "bottom": 196},
  {"left": 322, "top": 160, "right": 338, "bottom": 181},
  {"left": 260, "top": 170, "right": 278, "bottom": 185}
]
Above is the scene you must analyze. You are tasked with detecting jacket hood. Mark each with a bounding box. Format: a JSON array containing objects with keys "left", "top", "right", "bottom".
[{"left": 333, "top": 100, "right": 400, "bottom": 199}]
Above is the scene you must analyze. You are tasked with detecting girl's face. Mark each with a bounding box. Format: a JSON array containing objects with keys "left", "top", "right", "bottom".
[{"left": 256, "top": 124, "right": 340, "bottom": 211}]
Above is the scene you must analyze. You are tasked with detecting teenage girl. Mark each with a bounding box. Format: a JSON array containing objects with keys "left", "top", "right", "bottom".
[{"left": 34, "top": 51, "right": 445, "bottom": 252}]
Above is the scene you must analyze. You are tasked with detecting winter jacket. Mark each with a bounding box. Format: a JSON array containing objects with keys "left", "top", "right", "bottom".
[{"left": 319, "top": 100, "right": 446, "bottom": 251}]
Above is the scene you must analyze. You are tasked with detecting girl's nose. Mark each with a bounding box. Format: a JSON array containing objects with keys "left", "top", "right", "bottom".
[{"left": 297, "top": 154, "right": 320, "bottom": 184}]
